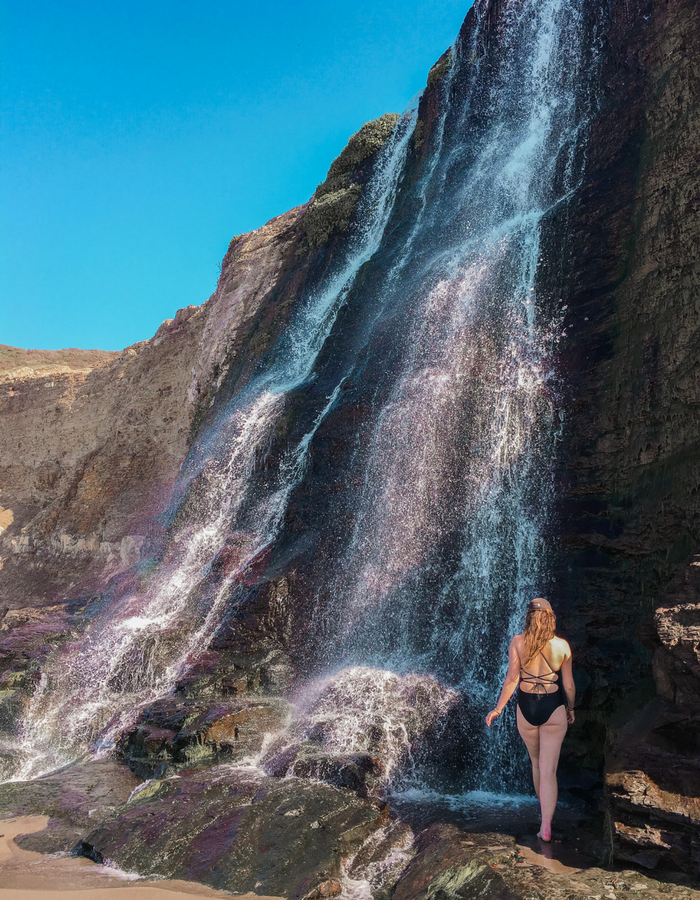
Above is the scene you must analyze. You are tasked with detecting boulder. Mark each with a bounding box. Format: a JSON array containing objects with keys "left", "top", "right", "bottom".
[
  {"left": 73, "top": 766, "right": 400, "bottom": 899},
  {"left": 0, "top": 759, "right": 139, "bottom": 853},
  {"left": 392, "top": 824, "right": 700, "bottom": 900},
  {"left": 260, "top": 667, "right": 458, "bottom": 799},
  {"left": 117, "top": 695, "right": 291, "bottom": 778}
]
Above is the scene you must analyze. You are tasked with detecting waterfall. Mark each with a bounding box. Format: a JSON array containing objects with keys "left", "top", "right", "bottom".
[
  {"left": 307, "top": 0, "right": 591, "bottom": 792},
  {"left": 2, "top": 0, "right": 598, "bottom": 801},
  {"left": 0, "top": 110, "right": 416, "bottom": 783}
]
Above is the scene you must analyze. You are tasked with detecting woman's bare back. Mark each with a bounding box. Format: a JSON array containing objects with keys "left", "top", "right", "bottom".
[{"left": 514, "top": 635, "right": 571, "bottom": 695}]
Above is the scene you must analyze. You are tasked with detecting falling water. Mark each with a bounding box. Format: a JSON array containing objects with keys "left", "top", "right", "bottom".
[
  {"left": 2, "top": 0, "right": 599, "bottom": 804},
  {"left": 0, "top": 109, "right": 417, "bottom": 782},
  {"left": 308, "top": 0, "right": 592, "bottom": 792}
]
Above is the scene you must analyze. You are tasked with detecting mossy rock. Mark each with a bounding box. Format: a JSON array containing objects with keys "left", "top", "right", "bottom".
[
  {"left": 302, "top": 112, "right": 400, "bottom": 250},
  {"left": 427, "top": 49, "right": 452, "bottom": 88},
  {"left": 317, "top": 112, "right": 400, "bottom": 198},
  {"left": 303, "top": 184, "right": 363, "bottom": 250},
  {"left": 413, "top": 119, "right": 425, "bottom": 150}
]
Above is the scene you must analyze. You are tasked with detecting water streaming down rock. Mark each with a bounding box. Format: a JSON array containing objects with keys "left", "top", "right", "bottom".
[
  {"left": 260, "top": 667, "right": 459, "bottom": 792},
  {"left": 0, "top": 112, "right": 417, "bottom": 782},
  {"left": 301, "top": 0, "right": 594, "bottom": 792},
  {"left": 2, "top": 0, "right": 599, "bottom": 800},
  {"left": 3, "top": 0, "right": 700, "bottom": 885}
]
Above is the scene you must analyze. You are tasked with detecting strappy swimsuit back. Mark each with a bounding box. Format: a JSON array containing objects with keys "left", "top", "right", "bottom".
[{"left": 517, "top": 646, "right": 565, "bottom": 726}]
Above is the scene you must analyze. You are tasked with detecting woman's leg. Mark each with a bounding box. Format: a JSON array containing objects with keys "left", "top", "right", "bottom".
[
  {"left": 537, "top": 705, "right": 567, "bottom": 840},
  {"left": 516, "top": 706, "right": 541, "bottom": 799}
]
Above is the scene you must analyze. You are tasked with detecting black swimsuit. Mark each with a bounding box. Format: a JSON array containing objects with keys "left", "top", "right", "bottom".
[{"left": 517, "top": 649, "right": 566, "bottom": 726}]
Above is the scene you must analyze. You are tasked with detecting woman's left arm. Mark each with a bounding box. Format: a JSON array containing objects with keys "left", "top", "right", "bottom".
[
  {"left": 560, "top": 649, "right": 576, "bottom": 724},
  {"left": 486, "top": 637, "right": 520, "bottom": 727}
]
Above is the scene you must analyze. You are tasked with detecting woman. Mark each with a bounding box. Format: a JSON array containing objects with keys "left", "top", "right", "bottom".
[{"left": 485, "top": 598, "right": 575, "bottom": 841}]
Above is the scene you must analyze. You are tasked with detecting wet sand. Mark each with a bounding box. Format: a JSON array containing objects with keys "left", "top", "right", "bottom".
[{"left": 0, "top": 816, "right": 282, "bottom": 899}]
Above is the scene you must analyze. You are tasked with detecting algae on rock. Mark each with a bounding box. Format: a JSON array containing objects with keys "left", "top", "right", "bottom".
[{"left": 302, "top": 113, "right": 400, "bottom": 250}]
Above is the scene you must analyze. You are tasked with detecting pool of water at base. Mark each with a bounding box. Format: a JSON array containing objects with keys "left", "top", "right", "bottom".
[{"left": 387, "top": 786, "right": 600, "bottom": 853}]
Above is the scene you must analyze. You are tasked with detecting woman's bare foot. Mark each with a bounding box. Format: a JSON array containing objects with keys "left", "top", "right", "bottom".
[{"left": 537, "top": 824, "right": 552, "bottom": 842}]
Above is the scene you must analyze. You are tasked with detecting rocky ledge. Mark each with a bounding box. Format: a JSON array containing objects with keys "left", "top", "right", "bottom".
[
  {"left": 2, "top": 760, "right": 700, "bottom": 900},
  {"left": 607, "top": 555, "right": 700, "bottom": 877}
]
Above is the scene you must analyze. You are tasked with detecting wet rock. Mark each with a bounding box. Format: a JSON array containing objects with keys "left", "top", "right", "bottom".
[
  {"left": 259, "top": 667, "right": 458, "bottom": 799},
  {"left": 117, "top": 695, "right": 291, "bottom": 778},
  {"left": 0, "top": 604, "right": 83, "bottom": 688},
  {"left": 0, "top": 601, "right": 88, "bottom": 761},
  {"left": 0, "top": 759, "right": 139, "bottom": 854},
  {"left": 342, "top": 818, "right": 414, "bottom": 900},
  {"left": 300, "top": 879, "right": 342, "bottom": 900},
  {"left": 169, "top": 576, "right": 297, "bottom": 703},
  {"left": 74, "top": 765, "right": 395, "bottom": 898},
  {"left": 264, "top": 746, "right": 382, "bottom": 799},
  {"left": 392, "top": 824, "right": 700, "bottom": 900},
  {"left": 392, "top": 826, "right": 519, "bottom": 900}
]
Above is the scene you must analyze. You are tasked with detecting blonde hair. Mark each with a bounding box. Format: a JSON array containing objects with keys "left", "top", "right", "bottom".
[{"left": 523, "top": 605, "right": 556, "bottom": 664}]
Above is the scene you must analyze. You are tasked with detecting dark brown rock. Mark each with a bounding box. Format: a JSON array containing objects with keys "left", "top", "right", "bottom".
[
  {"left": 654, "top": 558, "right": 700, "bottom": 710},
  {"left": 606, "top": 556, "right": 700, "bottom": 877},
  {"left": 606, "top": 698, "right": 700, "bottom": 873},
  {"left": 300, "top": 879, "right": 342, "bottom": 900},
  {"left": 0, "top": 759, "right": 139, "bottom": 853},
  {"left": 390, "top": 824, "right": 700, "bottom": 900},
  {"left": 544, "top": 0, "right": 700, "bottom": 785},
  {"left": 116, "top": 695, "right": 291, "bottom": 778},
  {"left": 0, "top": 600, "right": 90, "bottom": 750},
  {"left": 74, "top": 767, "right": 393, "bottom": 898}
]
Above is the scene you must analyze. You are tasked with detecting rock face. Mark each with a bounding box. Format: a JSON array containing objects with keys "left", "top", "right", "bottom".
[
  {"left": 0, "top": 309, "right": 207, "bottom": 607},
  {"left": 606, "top": 554, "right": 700, "bottom": 875},
  {"left": 0, "top": 114, "right": 402, "bottom": 784},
  {"left": 1, "top": 0, "right": 700, "bottom": 894},
  {"left": 0, "top": 111, "right": 399, "bottom": 616},
  {"left": 549, "top": 0, "right": 700, "bottom": 775},
  {"left": 547, "top": 0, "right": 700, "bottom": 873},
  {"left": 0, "top": 226, "right": 299, "bottom": 610}
]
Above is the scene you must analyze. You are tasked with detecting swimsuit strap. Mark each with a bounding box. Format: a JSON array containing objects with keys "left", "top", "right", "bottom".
[
  {"left": 538, "top": 649, "right": 559, "bottom": 679},
  {"left": 520, "top": 648, "right": 560, "bottom": 688}
]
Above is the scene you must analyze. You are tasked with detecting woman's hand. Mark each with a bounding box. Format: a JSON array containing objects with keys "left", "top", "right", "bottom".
[
  {"left": 566, "top": 707, "right": 575, "bottom": 725},
  {"left": 485, "top": 709, "right": 500, "bottom": 727}
]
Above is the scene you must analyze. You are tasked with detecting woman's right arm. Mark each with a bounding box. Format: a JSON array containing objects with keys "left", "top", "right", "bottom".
[{"left": 560, "top": 648, "right": 576, "bottom": 724}]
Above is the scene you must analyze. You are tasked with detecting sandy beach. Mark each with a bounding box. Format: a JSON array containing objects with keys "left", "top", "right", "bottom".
[{"left": 0, "top": 816, "right": 281, "bottom": 900}]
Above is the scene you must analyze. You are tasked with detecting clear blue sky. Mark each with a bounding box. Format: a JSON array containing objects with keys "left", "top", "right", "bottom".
[{"left": 1, "top": 0, "right": 471, "bottom": 351}]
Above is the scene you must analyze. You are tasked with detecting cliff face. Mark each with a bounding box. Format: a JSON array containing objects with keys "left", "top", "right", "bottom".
[
  {"left": 0, "top": 117, "right": 403, "bottom": 766},
  {"left": 0, "top": 201, "right": 322, "bottom": 608},
  {"left": 1, "top": 0, "right": 700, "bottom": 890},
  {"left": 0, "top": 312, "right": 206, "bottom": 605},
  {"left": 545, "top": 0, "right": 700, "bottom": 872},
  {"left": 547, "top": 0, "right": 700, "bottom": 762}
]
